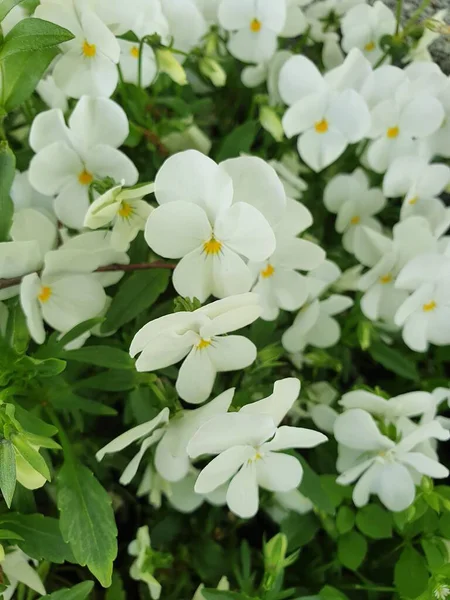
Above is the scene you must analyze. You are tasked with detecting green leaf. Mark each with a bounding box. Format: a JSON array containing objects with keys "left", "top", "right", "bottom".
[
  {"left": 57, "top": 463, "right": 118, "bottom": 587},
  {"left": 0, "top": 528, "right": 24, "bottom": 540},
  {"left": 0, "top": 0, "right": 24, "bottom": 21},
  {"left": 105, "top": 573, "right": 125, "bottom": 600},
  {"left": 0, "top": 439, "right": 16, "bottom": 507},
  {"left": 439, "top": 513, "right": 450, "bottom": 538},
  {"left": 47, "top": 379, "right": 117, "bottom": 416},
  {"left": 337, "top": 531, "right": 368, "bottom": 571},
  {"left": 61, "top": 346, "right": 133, "bottom": 370},
  {"left": 319, "top": 586, "right": 350, "bottom": 600},
  {"left": 421, "top": 538, "right": 448, "bottom": 570},
  {"left": 76, "top": 370, "right": 136, "bottom": 392},
  {"left": 0, "top": 18, "right": 74, "bottom": 59},
  {"left": 13, "top": 404, "right": 58, "bottom": 438},
  {"left": 355, "top": 505, "right": 392, "bottom": 539},
  {"left": 1, "top": 46, "right": 58, "bottom": 112},
  {"left": 281, "top": 513, "right": 319, "bottom": 551},
  {"left": 0, "top": 141, "right": 15, "bottom": 242},
  {"left": 20, "top": 356, "right": 67, "bottom": 377},
  {"left": 40, "top": 581, "right": 94, "bottom": 600},
  {"left": 202, "top": 591, "right": 251, "bottom": 600},
  {"left": 11, "top": 433, "right": 50, "bottom": 481},
  {"left": 369, "top": 341, "right": 419, "bottom": 381},
  {"left": 102, "top": 269, "right": 170, "bottom": 333},
  {"left": 56, "top": 318, "right": 104, "bottom": 349},
  {"left": 298, "top": 457, "right": 335, "bottom": 515},
  {"left": 336, "top": 506, "right": 355, "bottom": 535},
  {"left": 216, "top": 120, "right": 259, "bottom": 161},
  {"left": 0, "top": 513, "right": 75, "bottom": 563},
  {"left": 394, "top": 546, "right": 428, "bottom": 598}
]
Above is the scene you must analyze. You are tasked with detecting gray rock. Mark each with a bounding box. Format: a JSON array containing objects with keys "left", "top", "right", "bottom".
[{"left": 370, "top": 0, "right": 450, "bottom": 73}]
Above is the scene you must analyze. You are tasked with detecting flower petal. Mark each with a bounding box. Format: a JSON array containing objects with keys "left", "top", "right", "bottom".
[
  {"left": 226, "top": 461, "right": 259, "bottom": 518},
  {"left": 333, "top": 409, "right": 394, "bottom": 451},
  {"left": 376, "top": 462, "right": 416, "bottom": 511},
  {"left": 206, "top": 335, "right": 257, "bottom": 371},
  {"left": 240, "top": 378, "right": 301, "bottom": 426},
  {"left": 256, "top": 451, "right": 303, "bottom": 491},
  {"left": 69, "top": 96, "right": 129, "bottom": 149},
  {"left": 194, "top": 446, "right": 253, "bottom": 493},
  {"left": 173, "top": 247, "right": 214, "bottom": 302},
  {"left": 176, "top": 346, "right": 217, "bottom": 404},
  {"left": 263, "top": 426, "right": 327, "bottom": 451}
]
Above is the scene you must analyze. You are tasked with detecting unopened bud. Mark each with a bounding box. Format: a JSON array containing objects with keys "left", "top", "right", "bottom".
[
  {"left": 199, "top": 57, "right": 226, "bottom": 87},
  {"left": 156, "top": 49, "right": 187, "bottom": 86},
  {"left": 260, "top": 106, "right": 284, "bottom": 142}
]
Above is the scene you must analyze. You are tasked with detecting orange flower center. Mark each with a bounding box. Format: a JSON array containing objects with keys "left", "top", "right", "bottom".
[
  {"left": 315, "top": 119, "right": 329, "bottom": 134},
  {"left": 82, "top": 41, "right": 96, "bottom": 58},
  {"left": 379, "top": 274, "right": 393, "bottom": 284},
  {"left": 350, "top": 215, "right": 360, "bottom": 225},
  {"left": 423, "top": 301, "right": 437, "bottom": 312},
  {"left": 364, "top": 41, "right": 375, "bottom": 51},
  {"left": 408, "top": 196, "right": 418, "bottom": 205},
  {"left": 130, "top": 46, "right": 139, "bottom": 58},
  {"left": 118, "top": 201, "right": 133, "bottom": 218},
  {"left": 387, "top": 126, "right": 399, "bottom": 138},
  {"left": 261, "top": 264, "right": 275, "bottom": 278},
  {"left": 196, "top": 338, "right": 211, "bottom": 350},
  {"left": 78, "top": 170, "right": 93, "bottom": 185},
  {"left": 250, "top": 18, "right": 262, "bottom": 32},
  {"left": 38, "top": 286, "right": 52, "bottom": 303},
  {"left": 203, "top": 238, "right": 222, "bottom": 255}
]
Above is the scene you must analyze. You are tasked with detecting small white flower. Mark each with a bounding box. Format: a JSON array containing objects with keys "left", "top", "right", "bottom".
[
  {"left": 334, "top": 409, "right": 449, "bottom": 511},
  {"left": 218, "top": 0, "right": 287, "bottom": 64},
  {"left": 128, "top": 526, "right": 162, "bottom": 600},
  {"left": 130, "top": 293, "right": 261, "bottom": 404},
  {"left": 342, "top": 1, "right": 396, "bottom": 65},
  {"left": 324, "top": 168, "right": 386, "bottom": 254},
  {"left": 188, "top": 378, "right": 327, "bottom": 518},
  {"left": 35, "top": 0, "right": 120, "bottom": 98},
  {"left": 118, "top": 39, "right": 157, "bottom": 87},
  {"left": 84, "top": 182, "right": 154, "bottom": 251},
  {"left": 1, "top": 549, "right": 46, "bottom": 600},
  {"left": 29, "top": 96, "right": 138, "bottom": 229},
  {"left": 145, "top": 150, "right": 284, "bottom": 301},
  {"left": 434, "top": 584, "right": 450, "bottom": 600}
]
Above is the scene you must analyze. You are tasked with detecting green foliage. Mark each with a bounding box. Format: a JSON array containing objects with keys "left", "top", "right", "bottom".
[
  {"left": 0, "top": 18, "right": 73, "bottom": 59},
  {"left": 60, "top": 345, "right": 133, "bottom": 370},
  {"left": 40, "top": 581, "right": 95, "bottom": 600},
  {"left": 394, "top": 546, "right": 429, "bottom": 598},
  {"left": 355, "top": 505, "right": 392, "bottom": 539},
  {"left": 337, "top": 531, "right": 367, "bottom": 571},
  {"left": 369, "top": 340, "right": 419, "bottom": 381},
  {"left": 0, "top": 439, "right": 16, "bottom": 507},
  {"left": 216, "top": 120, "right": 259, "bottom": 161},
  {"left": 0, "top": 140, "right": 15, "bottom": 242}
]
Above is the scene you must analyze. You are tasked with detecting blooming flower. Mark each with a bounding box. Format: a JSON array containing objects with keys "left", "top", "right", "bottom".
[
  {"left": 29, "top": 96, "right": 137, "bottom": 229},
  {"left": 84, "top": 182, "right": 154, "bottom": 251},
  {"left": 118, "top": 39, "right": 157, "bottom": 87},
  {"left": 128, "top": 526, "right": 164, "bottom": 600},
  {"left": 341, "top": 1, "right": 396, "bottom": 65},
  {"left": 334, "top": 409, "right": 449, "bottom": 511},
  {"left": 279, "top": 50, "right": 371, "bottom": 171},
  {"left": 96, "top": 389, "right": 233, "bottom": 483},
  {"left": 218, "top": 0, "right": 287, "bottom": 64},
  {"left": 324, "top": 168, "right": 386, "bottom": 254},
  {"left": 188, "top": 378, "right": 327, "bottom": 518},
  {"left": 145, "top": 151, "right": 283, "bottom": 301},
  {"left": 130, "top": 293, "right": 261, "bottom": 404},
  {"left": 35, "top": 0, "right": 120, "bottom": 98}
]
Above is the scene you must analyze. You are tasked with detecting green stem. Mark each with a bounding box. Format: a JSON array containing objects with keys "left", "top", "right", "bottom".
[
  {"left": 395, "top": 0, "right": 404, "bottom": 34},
  {"left": 373, "top": 50, "right": 390, "bottom": 68},
  {"left": 404, "top": 0, "right": 432, "bottom": 30},
  {"left": 138, "top": 37, "right": 146, "bottom": 89},
  {"left": 341, "top": 584, "right": 396, "bottom": 592}
]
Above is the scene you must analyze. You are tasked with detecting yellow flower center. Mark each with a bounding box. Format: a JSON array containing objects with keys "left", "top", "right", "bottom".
[
  {"left": 364, "top": 41, "right": 375, "bottom": 51},
  {"left": 118, "top": 201, "right": 133, "bottom": 218},
  {"left": 387, "top": 126, "right": 399, "bottom": 138},
  {"left": 82, "top": 41, "right": 96, "bottom": 58},
  {"left": 379, "top": 273, "right": 393, "bottom": 284},
  {"left": 250, "top": 18, "right": 262, "bottom": 32},
  {"left": 203, "top": 238, "right": 222, "bottom": 255},
  {"left": 78, "top": 170, "right": 93, "bottom": 185},
  {"left": 196, "top": 338, "right": 211, "bottom": 350},
  {"left": 130, "top": 46, "right": 139, "bottom": 58},
  {"left": 350, "top": 215, "right": 360, "bottom": 225},
  {"left": 408, "top": 196, "right": 418, "bottom": 205},
  {"left": 261, "top": 264, "right": 275, "bottom": 278},
  {"left": 315, "top": 118, "right": 329, "bottom": 134},
  {"left": 423, "top": 301, "right": 437, "bottom": 312},
  {"left": 38, "top": 286, "right": 52, "bottom": 303}
]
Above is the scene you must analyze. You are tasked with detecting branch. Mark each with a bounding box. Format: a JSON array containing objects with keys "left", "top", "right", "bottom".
[{"left": 0, "top": 261, "right": 176, "bottom": 291}]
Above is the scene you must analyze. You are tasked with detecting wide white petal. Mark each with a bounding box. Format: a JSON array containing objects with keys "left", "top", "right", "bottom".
[
  {"left": 206, "top": 336, "right": 257, "bottom": 371},
  {"left": 173, "top": 247, "right": 214, "bottom": 302},
  {"left": 401, "top": 452, "right": 448, "bottom": 478},
  {"left": 263, "top": 426, "right": 327, "bottom": 451},
  {"left": 279, "top": 55, "right": 326, "bottom": 105},
  {"left": 134, "top": 330, "right": 195, "bottom": 372},
  {"left": 84, "top": 145, "right": 138, "bottom": 186},
  {"left": 333, "top": 409, "right": 394, "bottom": 451},
  {"left": 240, "top": 378, "right": 300, "bottom": 426},
  {"left": 29, "top": 108, "right": 70, "bottom": 152},
  {"left": 20, "top": 273, "right": 45, "bottom": 344},
  {"left": 29, "top": 142, "right": 82, "bottom": 195},
  {"left": 194, "top": 446, "right": 253, "bottom": 493},
  {"left": 211, "top": 246, "right": 253, "bottom": 299},
  {"left": 298, "top": 127, "right": 347, "bottom": 172},
  {"left": 228, "top": 27, "right": 277, "bottom": 65},
  {"left": 353, "top": 462, "right": 383, "bottom": 507},
  {"left": 256, "top": 451, "right": 303, "bottom": 492},
  {"left": 376, "top": 462, "right": 416, "bottom": 511},
  {"left": 218, "top": 0, "right": 253, "bottom": 29},
  {"left": 176, "top": 346, "right": 217, "bottom": 404},
  {"left": 328, "top": 89, "right": 371, "bottom": 142},
  {"left": 69, "top": 96, "right": 129, "bottom": 149},
  {"left": 226, "top": 462, "right": 259, "bottom": 518}
]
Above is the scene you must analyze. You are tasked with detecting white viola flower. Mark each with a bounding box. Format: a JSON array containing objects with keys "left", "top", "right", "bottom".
[
  {"left": 279, "top": 51, "right": 371, "bottom": 172},
  {"left": 218, "top": 0, "right": 287, "bottom": 64},
  {"left": 35, "top": 0, "right": 120, "bottom": 98},
  {"left": 161, "top": 0, "right": 208, "bottom": 56},
  {"left": 282, "top": 294, "right": 353, "bottom": 354},
  {"left": 383, "top": 156, "right": 450, "bottom": 230},
  {"left": 360, "top": 65, "right": 407, "bottom": 110},
  {"left": 341, "top": 2, "right": 396, "bottom": 65},
  {"left": 145, "top": 151, "right": 283, "bottom": 301},
  {"left": 339, "top": 390, "right": 434, "bottom": 426},
  {"left": 268, "top": 153, "right": 307, "bottom": 200},
  {"left": 194, "top": 0, "right": 221, "bottom": 23},
  {"left": 324, "top": 168, "right": 386, "bottom": 254},
  {"left": 366, "top": 81, "right": 445, "bottom": 173},
  {"left": 305, "top": 259, "right": 343, "bottom": 299},
  {"left": 128, "top": 526, "right": 162, "bottom": 600},
  {"left": 0, "top": 549, "right": 46, "bottom": 600},
  {"left": 118, "top": 39, "right": 157, "bottom": 87},
  {"left": 20, "top": 270, "right": 107, "bottom": 344},
  {"left": 241, "top": 50, "right": 292, "bottom": 106},
  {"left": 29, "top": 96, "right": 138, "bottom": 229},
  {"left": 10, "top": 171, "right": 55, "bottom": 222},
  {"left": 334, "top": 409, "right": 449, "bottom": 511},
  {"left": 84, "top": 182, "right": 154, "bottom": 251},
  {"left": 281, "top": 0, "right": 311, "bottom": 38},
  {"left": 96, "top": 389, "right": 233, "bottom": 483},
  {"left": 188, "top": 378, "right": 327, "bottom": 518},
  {"left": 249, "top": 199, "right": 325, "bottom": 321},
  {"left": 130, "top": 293, "right": 261, "bottom": 404},
  {"left": 36, "top": 75, "right": 69, "bottom": 112}
]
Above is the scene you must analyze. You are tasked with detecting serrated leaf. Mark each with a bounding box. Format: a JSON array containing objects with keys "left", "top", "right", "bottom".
[
  {"left": 0, "top": 17, "right": 74, "bottom": 59},
  {"left": 355, "top": 505, "right": 392, "bottom": 539},
  {"left": 40, "top": 581, "right": 94, "bottom": 600},
  {"left": 57, "top": 463, "right": 118, "bottom": 587},
  {"left": 102, "top": 269, "right": 170, "bottom": 333},
  {"left": 0, "top": 141, "right": 15, "bottom": 242},
  {"left": 369, "top": 341, "right": 419, "bottom": 381},
  {"left": 394, "top": 546, "right": 428, "bottom": 598},
  {"left": 61, "top": 346, "right": 133, "bottom": 370},
  {"left": 11, "top": 433, "right": 50, "bottom": 481},
  {"left": 0, "top": 513, "right": 74, "bottom": 563},
  {"left": 216, "top": 120, "right": 259, "bottom": 161},
  {"left": 337, "top": 531, "right": 367, "bottom": 571},
  {"left": 0, "top": 439, "right": 16, "bottom": 507}
]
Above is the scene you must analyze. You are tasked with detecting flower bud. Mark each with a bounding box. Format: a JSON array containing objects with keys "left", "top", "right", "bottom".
[
  {"left": 199, "top": 57, "right": 226, "bottom": 87},
  {"left": 156, "top": 49, "right": 187, "bottom": 86},
  {"left": 260, "top": 106, "right": 284, "bottom": 142}
]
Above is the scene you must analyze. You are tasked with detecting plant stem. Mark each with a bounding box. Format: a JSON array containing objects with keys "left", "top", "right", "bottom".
[
  {"left": 395, "top": 0, "right": 404, "bottom": 34},
  {"left": 404, "top": 0, "right": 432, "bottom": 30},
  {"left": 138, "top": 37, "right": 146, "bottom": 89}
]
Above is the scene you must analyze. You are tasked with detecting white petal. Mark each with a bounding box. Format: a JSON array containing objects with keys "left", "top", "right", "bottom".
[
  {"left": 176, "top": 346, "right": 217, "bottom": 404},
  {"left": 399, "top": 95, "right": 444, "bottom": 138},
  {"left": 353, "top": 462, "right": 383, "bottom": 507},
  {"left": 327, "top": 89, "right": 371, "bottom": 142},
  {"left": 320, "top": 294, "right": 354, "bottom": 316},
  {"left": 194, "top": 446, "right": 253, "bottom": 493},
  {"left": 240, "top": 378, "right": 301, "bottom": 426},
  {"left": 401, "top": 452, "right": 448, "bottom": 478},
  {"left": 54, "top": 180, "right": 90, "bottom": 230},
  {"left": 263, "top": 426, "right": 327, "bottom": 451},
  {"left": 134, "top": 330, "right": 195, "bottom": 372},
  {"left": 333, "top": 409, "right": 394, "bottom": 451},
  {"left": 120, "top": 433, "right": 161, "bottom": 485},
  {"left": 69, "top": 96, "right": 129, "bottom": 149},
  {"left": 84, "top": 146, "right": 138, "bottom": 186},
  {"left": 274, "top": 238, "right": 325, "bottom": 271},
  {"left": 376, "top": 462, "right": 416, "bottom": 511},
  {"left": 11, "top": 208, "right": 57, "bottom": 256},
  {"left": 226, "top": 462, "right": 259, "bottom": 518},
  {"left": 298, "top": 127, "right": 347, "bottom": 172},
  {"left": 228, "top": 27, "right": 278, "bottom": 65},
  {"left": 199, "top": 305, "right": 261, "bottom": 338},
  {"left": 20, "top": 273, "right": 45, "bottom": 344},
  {"left": 256, "top": 451, "right": 303, "bottom": 492},
  {"left": 272, "top": 269, "right": 309, "bottom": 311},
  {"left": 29, "top": 142, "right": 82, "bottom": 195},
  {"left": 307, "top": 313, "right": 341, "bottom": 348},
  {"left": 206, "top": 336, "right": 257, "bottom": 372},
  {"left": 282, "top": 93, "right": 327, "bottom": 138},
  {"left": 211, "top": 246, "right": 253, "bottom": 299},
  {"left": 396, "top": 420, "right": 450, "bottom": 454},
  {"left": 169, "top": 472, "right": 205, "bottom": 513},
  {"left": 218, "top": 0, "right": 253, "bottom": 29},
  {"left": 173, "top": 247, "right": 214, "bottom": 302},
  {"left": 29, "top": 108, "right": 70, "bottom": 152},
  {"left": 53, "top": 51, "right": 118, "bottom": 99},
  {"left": 279, "top": 55, "right": 326, "bottom": 105}
]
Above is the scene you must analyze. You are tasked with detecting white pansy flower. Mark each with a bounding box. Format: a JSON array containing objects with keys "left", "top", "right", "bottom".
[
  {"left": 341, "top": 1, "right": 396, "bottom": 65},
  {"left": 29, "top": 96, "right": 138, "bottom": 229},
  {"left": 96, "top": 389, "right": 233, "bottom": 483},
  {"left": 84, "top": 182, "right": 154, "bottom": 251},
  {"left": 10, "top": 171, "right": 55, "bottom": 222},
  {"left": 334, "top": 409, "right": 449, "bottom": 511},
  {"left": 35, "top": 0, "right": 120, "bottom": 98},
  {"left": 324, "top": 168, "right": 386, "bottom": 254},
  {"left": 0, "top": 549, "right": 46, "bottom": 600},
  {"left": 279, "top": 50, "right": 371, "bottom": 171},
  {"left": 218, "top": 0, "right": 287, "bottom": 64},
  {"left": 36, "top": 75, "right": 69, "bottom": 112},
  {"left": 188, "top": 378, "right": 327, "bottom": 518},
  {"left": 383, "top": 156, "right": 450, "bottom": 230},
  {"left": 339, "top": 390, "right": 433, "bottom": 425},
  {"left": 128, "top": 526, "right": 162, "bottom": 600},
  {"left": 118, "top": 39, "right": 157, "bottom": 87},
  {"left": 20, "top": 270, "right": 107, "bottom": 344},
  {"left": 130, "top": 293, "right": 261, "bottom": 404},
  {"left": 145, "top": 151, "right": 283, "bottom": 301},
  {"left": 249, "top": 199, "right": 325, "bottom": 321},
  {"left": 281, "top": 0, "right": 312, "bottom": 38}
]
